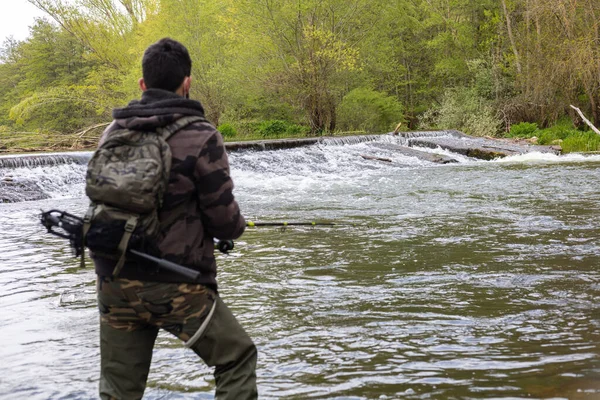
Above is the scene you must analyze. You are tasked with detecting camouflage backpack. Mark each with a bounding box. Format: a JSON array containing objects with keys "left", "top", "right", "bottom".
[{"left": 83, "top": 116, "right": 205, "bottom": 276}]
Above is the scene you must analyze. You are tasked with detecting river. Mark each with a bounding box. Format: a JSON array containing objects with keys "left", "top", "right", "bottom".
[{"left": 0, "top": 136, "right": 599, "bottom": 399}]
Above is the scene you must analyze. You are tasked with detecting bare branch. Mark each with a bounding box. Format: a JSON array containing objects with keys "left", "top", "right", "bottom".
[
  {"left": 75, "top": 122, "right": 110, "bottom": 137},
  {"left": 570, "top": 105, "right": 600, "bottom": 135}
]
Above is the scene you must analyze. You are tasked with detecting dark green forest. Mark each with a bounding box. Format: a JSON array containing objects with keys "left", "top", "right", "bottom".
[{"left": 1, "top": 0, "right": 600, "bottom": 152}]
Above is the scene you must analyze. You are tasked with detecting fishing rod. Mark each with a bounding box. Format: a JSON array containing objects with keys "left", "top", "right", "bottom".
[
  {"left": 246, "top": 221, "right": 337, "bottom": 227},
  {"left": 245, "top": 220, "right": 368, "bottom": 230}
]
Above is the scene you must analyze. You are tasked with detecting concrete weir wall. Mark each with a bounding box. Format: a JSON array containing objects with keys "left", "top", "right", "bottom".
[
  {"left": 225, "top": 136, "right": 322, "bottom": 152},
  {"left": 223, "top": 130, "right": 561, "bottom": 164}
]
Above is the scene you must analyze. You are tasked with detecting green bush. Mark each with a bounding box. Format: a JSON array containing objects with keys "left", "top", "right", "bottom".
[
  {"left": 537, "top": 126, "right": 577, "bottom": 145},
  {"left": 283, "top": 123, "right": 311, "bottom": 136},
  {"left": 8, "top": 85, "right": 114, "bottom": 134},
  {"left": 217, "top": 123, "right": 237, "bottom": 138},
  {"left": 255, "top": 120, "right": 309, "bottom": 138},
  {"left": 510, "top": 118, "right": 600, "bottom": 152},
  {"left": 223, "top": 119, "right": 309, "bottom": 139},
  {"left": 338, "top": 88, "right": 404, "bottom": 133},
  {"left": 561, "top": 132, "right": 600, "bottom": 153},
  {"left": 257, "top": 120, "right": 288, "bottom": 137},
  {"left": 508, "top": 122, "right": 538, "bottom": 138},
  {"left": 419, "top": 86, "right": 501, "bottom": 137},
  {"left": 231, "top": 120, "right": 262, "bottom": 137}
]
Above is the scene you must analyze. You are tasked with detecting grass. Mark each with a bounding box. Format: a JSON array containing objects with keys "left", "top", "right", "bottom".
[
  {"left": 505, "top": 119, "right": 600, "bottom": 153},
  {"left": 0, "top": 130, "right": 97, "bottom": 153},
  {"left": 0, "top": 124, "right": 369, "bottom": 154},
  {"left": 561, "top": 132, "right": 600, "bottom": 153}
]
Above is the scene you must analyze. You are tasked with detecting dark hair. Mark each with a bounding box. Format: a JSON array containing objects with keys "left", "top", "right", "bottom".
[{"left": 142, "top": 38, "right": 192, "bottom": 92}]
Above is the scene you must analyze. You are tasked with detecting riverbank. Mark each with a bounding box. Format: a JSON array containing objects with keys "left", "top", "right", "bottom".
[{"left": 0, "top": 129, "right": 346, "bottom": 155}]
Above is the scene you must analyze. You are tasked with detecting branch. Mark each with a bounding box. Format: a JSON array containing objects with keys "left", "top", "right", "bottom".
[
  {"left": 570, "top": 105, "right": 600, "bottom": 135},
  {"left": 501, "top": 0, "right": 522, "bottom": 74},
  {"left": 75, "top": 122, "right": 110, "bottom": 137}
]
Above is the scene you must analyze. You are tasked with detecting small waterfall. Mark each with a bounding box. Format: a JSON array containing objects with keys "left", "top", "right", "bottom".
[
  {"left": 319, "top": 131, "right": 460, "bottom": 146},
  {"left": 320, "top": 135, "right": 387, "bottom": 146},
  {"left": 1, "top": 156, "right": 89, "bottom": 203},
  {"left": 0, "top": 152, "right": 92, "bottom": 169},
  {"left": 397, "top": 130, "right": 465, "bottom": 138},
  {"left": 1, "top": 132, "right": 592, "bottom": 204}
]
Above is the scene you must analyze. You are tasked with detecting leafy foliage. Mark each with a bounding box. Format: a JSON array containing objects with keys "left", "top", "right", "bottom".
[
  {"left": 537, "top": 129, "right": 577, "bottom": 145},
  {"left": 217, "top": 123, "right": 237, "bottom": 138},
  {"left": 420, "top": 86, "right": 501, "bottom": 137},
  {"left": 561, "top": 132, "right": 600, "bottom": 153},
  {"left": 255, "top": 120, "right": 309, "bottom": 138},
  {"left": 508, "top": 122, "right": 538, "bottom": 138},
  {"left": 0, "top": 0, "right": 599, "bottom": 146},
  {"left": 338, "top": 88, "right": 404, "bottom": 133},
  {"left": 9, "top": 85, "right": 110, "bottom": 132}
]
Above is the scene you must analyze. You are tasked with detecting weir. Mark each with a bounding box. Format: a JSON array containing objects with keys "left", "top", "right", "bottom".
[
  {"left": 0, "top": 131, "right": 568, "bottom": 203},
  {"left": 0, "top": 130, "right": 556, "bottom": 168},
  {"left": 0, "top": 151, "right": 91, "bottom": 169},
  {"left": 409, "top": 136, "right": 561, "bottom": 160}
]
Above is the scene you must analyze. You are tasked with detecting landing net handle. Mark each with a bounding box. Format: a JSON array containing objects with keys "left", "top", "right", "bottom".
[
  {"left": 40, "top": 209, "right": 210, "bottom": 281},
  {"left": 40, "top": 209, "right": 233, "bottom": 255},
  {"left": 40, "top": 209, "right": 84, "bottom": 257}
]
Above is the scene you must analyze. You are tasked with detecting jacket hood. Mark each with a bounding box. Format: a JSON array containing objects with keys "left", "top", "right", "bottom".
[{"left": 111, "top": 88, "right": 206, "bottom": 131}]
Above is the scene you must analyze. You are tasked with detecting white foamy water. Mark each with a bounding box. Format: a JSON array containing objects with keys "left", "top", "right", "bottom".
[{"left": 493, "top": 151, "right": 600, "bottom": 164}]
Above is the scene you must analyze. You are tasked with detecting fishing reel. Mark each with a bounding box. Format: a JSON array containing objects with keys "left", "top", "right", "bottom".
[{"left": 215, "top": 239, "right": 234, "bottom": 253}]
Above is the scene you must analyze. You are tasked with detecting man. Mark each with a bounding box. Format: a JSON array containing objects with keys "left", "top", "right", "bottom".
[{"left": 92, "top": 38, "right": 257, "bottom": 399}]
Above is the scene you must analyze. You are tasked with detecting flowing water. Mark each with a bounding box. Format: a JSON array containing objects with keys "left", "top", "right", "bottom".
[{"left": 0, "top": 136, "right": 599, "bottom": 399}]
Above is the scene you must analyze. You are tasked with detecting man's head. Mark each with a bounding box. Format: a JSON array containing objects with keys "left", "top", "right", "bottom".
[{"left": 139, "top": 38, "right": 192, "bottom": 96}]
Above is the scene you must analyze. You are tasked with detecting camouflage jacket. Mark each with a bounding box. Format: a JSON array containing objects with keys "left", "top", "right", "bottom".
[{"left": 92, "top": 88, "right": 246, "bottom": 287}]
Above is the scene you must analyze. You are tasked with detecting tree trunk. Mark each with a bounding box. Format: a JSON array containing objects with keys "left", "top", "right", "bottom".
[
  {"left": 501, "top": 0, "right": 522, "bottom": 74},
  {"left": 591, "top": 95, "right": 600, "bottom": 129}
]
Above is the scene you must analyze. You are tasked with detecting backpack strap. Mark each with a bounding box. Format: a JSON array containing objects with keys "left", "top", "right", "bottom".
[
  {"left": 157, "top": 116, "right": 207, "bottom": 141},
  {"left": 80, "top": 204, "right": 96, "bottom": 268},
  {"left": 112, "top": 214, "right": 139, "bottom": 277}
]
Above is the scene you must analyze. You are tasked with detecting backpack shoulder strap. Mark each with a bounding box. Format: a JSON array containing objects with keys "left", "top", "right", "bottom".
[{"left": 157, "top": 116, "right": 207, "bottom": 140}]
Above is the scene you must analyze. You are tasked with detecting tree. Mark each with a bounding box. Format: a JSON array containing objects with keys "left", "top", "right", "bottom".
[
  {"left": 0, "top": 19, "right": 109, "bottom": 132},
  {"left": 337, "top": 87, "right": 404, "bottom": 133},
  {"left": 237, "top": 0, "right": 381, "bottom": 134},
  {"left": 508, "top": 0, "right": 600, "bottom": 127},
  {"left": 140, "top": 0, "right": 247, "bottom": 125}
]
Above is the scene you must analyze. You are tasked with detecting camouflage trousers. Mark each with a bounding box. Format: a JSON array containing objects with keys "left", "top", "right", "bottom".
[{"left": 96, "top": 276, "right": 258, "bottom": 400}]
